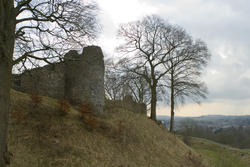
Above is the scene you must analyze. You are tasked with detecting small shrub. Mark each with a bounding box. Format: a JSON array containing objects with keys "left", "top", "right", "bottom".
[
  {"left": 30, "top": 93, "right": 42, "bottom": 105},
  {"left": 58, "top": 99, "right": 70, "bottom": 116},
  {"left": 117, "top": 120, "right": 127, "bottom": 145},
  {"left": 118, "top": 120, "right": 124, "bottom": 134},
  {"left": 80, "top": 101, "right": 98, "bottom": 129},
  {"left": 80, "top": 101, "right": 92, "bottom": 115},
  {"left": 84, "top": 114, "right": 98, "bottom": 129},
  {"left": 12, "top": 110, "right": 25, "bottom": 123}
]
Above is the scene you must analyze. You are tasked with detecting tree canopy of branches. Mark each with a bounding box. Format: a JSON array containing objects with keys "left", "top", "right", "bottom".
[
  {"left": 117, "top": 15, "right": 194, "bottom": 120},
  {"left": 14, "top": 0, "right": 99, "bottom": 70},
  {"left": 126, "top": 73, "right": 150, "bottom": 105},
  {"left": 0, "top": 0, "right": 99, "bottom": 166},
  {"left": 104, "top": 59, "right": 150, "bottom": 105},
  {"left": 104, "top": 60, "right": 125, "bottom": 100}
]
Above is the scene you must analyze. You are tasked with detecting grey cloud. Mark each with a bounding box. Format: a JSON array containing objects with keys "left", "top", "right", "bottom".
[
  {"left": 140, "top": 0, "right": 250, "bottom": 101},
  {"left": 97, "top": 0, "right": 250, "bottom": 102}
]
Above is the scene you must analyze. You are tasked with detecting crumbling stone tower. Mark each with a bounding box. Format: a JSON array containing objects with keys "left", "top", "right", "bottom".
[{"left": 64, "top": 46, "right": 104, "bottom": 114}]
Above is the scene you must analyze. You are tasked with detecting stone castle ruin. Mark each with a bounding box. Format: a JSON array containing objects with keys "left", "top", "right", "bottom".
[
  {"left": 12, "top": 46, "right": 105, "bottom": 114},
  {"left": 12, "top": 45, "right": 146, "bottom": 115}
]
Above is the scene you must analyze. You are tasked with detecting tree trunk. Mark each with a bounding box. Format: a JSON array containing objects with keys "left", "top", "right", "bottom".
[
  {"left": 169, "top": 70, "right": 175, "bottom": 133},
  {"left": 150, "top": 86, "right": 157, "bottom": 121},
  {"left": 0, "top": 56, "right": 12, "bottom": 167},
  {"left": 0, "top": 1, "right": 15, "bottom": 166},
  {"left": 169, "top": 89, "right": 175, "bottom": 132}
]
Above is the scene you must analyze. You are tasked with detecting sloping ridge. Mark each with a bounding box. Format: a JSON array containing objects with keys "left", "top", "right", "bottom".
[{"left": 8, "top": 90, "right": 208, "bottom": 167}]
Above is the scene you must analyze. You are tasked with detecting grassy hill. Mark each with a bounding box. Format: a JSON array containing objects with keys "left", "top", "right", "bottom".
[
  {"left": 7, "top": 90, "right": 208, "bottom": 167},
  {"left": 187, "top": 137, "right": 250, "bottom": 167}
]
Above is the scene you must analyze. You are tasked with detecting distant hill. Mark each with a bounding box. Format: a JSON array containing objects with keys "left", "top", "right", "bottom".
[
  {"left": 8, "top": 90, "right": 208, "bottom": 167},
  {"left": 158, "top": 115, "right": 250, "bottom": 130}
]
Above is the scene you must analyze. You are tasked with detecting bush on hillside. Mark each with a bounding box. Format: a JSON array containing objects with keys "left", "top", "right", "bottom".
[
  {"left": 57, "top": 99, "right": 70, "bottom": 116},
  {"left": 30, "top": 93, "right": 42, "bottom": 106},
  {"left": 80, "top": 101, "right": 98, "bottom": 129}
]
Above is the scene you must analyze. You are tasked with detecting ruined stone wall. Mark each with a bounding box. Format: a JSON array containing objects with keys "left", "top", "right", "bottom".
[
  {"left": 105, "top": 99, "right": 147, "bottom": 115},
  {"left": 12, "top": 46, "right": 105, "bottom": 114},
  {"left": 13, "top": 63, "right": 65, "bottom": 98}
]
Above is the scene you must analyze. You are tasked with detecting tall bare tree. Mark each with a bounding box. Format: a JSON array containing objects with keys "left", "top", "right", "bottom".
[
  {"left": 117, "top": 15, "right": 191, "bottom": 120},
  {"left": 164, "top": 40, "right": 210, "bottom": 132},
  {"left": 0, "top": 0, "right": 99, "bottom": 165}
]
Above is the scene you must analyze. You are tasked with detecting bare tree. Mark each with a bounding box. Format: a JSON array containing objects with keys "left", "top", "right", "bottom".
[
  {"left": 0, "top": 0, "right": 99, "bottom": 165},
  {"left": 104, "top": 60, "right": 124, "bottom": 100},
  {"left": 105, "top": 59, "right": 150, "bottom": 105},
  {"left": 164, "top": 39, "right": 210, "bottom": 132},
  {"left": 117, "top": 15, "right": 191, "bottom": 120},
  {"left": 13, "top": 0, "right": 99, "bottom": 70},
  {"left": 126, "top": 73, "right": 150, "bottom": 105}
]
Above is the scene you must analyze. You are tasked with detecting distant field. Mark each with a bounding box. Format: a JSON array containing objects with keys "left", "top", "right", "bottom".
[{"left": 188, "top": 137, "right": 250, "bottom": 167}]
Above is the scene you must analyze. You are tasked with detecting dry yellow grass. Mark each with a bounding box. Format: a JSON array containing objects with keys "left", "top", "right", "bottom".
[{"left": 8, "top": 89, "right": 209, "bottom": 167}]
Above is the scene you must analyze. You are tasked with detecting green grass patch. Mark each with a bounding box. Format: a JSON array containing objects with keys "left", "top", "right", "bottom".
[{"left": 188, "top": 137, "right": 250, "bottom": 167}]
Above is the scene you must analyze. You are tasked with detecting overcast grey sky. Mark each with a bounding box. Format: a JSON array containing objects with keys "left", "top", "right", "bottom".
[{"left": 95, "top": 0, "right": 250, "bottom": 116}]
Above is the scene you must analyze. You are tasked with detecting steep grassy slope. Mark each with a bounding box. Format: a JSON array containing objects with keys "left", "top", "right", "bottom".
[
  {"left": 8, "top": 90, "right": 208, "bottom": 167},
  {"left": 188, "top": 137, "right": 250, "bottom": 167}
]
